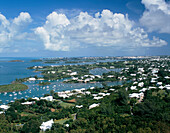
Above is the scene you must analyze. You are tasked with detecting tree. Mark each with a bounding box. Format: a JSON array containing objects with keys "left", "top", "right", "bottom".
[
  {"left": 21, "top": 119, "right": 41, "bottom": 133},
  {"left": 117, "top": 88, "right": 129, "bottom": 105},
  {"left": 50, "top": 90, "right": 55, "bottom": 97}
]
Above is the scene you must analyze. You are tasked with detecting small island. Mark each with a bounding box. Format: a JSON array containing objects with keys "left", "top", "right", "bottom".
[
  {"left": 38, "top": 81, "right": 51, "bottom": 86},
  {"left": 0, "top": 83, "right": 28, "bottom": 93},
  {"left": 8, "top": 60, "right": 24, "bottom": 62}
]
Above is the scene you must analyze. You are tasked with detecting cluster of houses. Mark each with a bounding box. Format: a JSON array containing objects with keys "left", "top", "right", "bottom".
[
  {"left": 68, "top": 74, "right": 102, "bottom": 83},
  {"left": 1, "top": 56, "right": 169, "bottom": 132},
  {"left": 121, "top": 58, "right": 170, "bottom": 101}
]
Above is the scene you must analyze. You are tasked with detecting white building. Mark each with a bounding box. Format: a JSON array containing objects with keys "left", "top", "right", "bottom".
[
  {"left": 130, "top": 86, "right": 137, "bottom": 90},
  {"left": 138, "top": 82, "right": 144, "bottom": 87},
  {"left": 0, "top": 105, "right": 10, "bottom": 110},
  {"left": 93, "top": 96, "right": 103, "bottom": 100},
  {"left": 40, "top": 96, "right": 53, "bottom": 101},
  {"left": 28, "top": 77, "right": 36, "bottom": 81},
  {"left": 40, "top": 119, "right": 54, "bottom": 131},
  {"left": 75, "top": 105, "right": 83, "bottom": 108},
  {"left": 89, "top": 103, "right": 100, "bottom": 109},
  {"left": 21, "top": 101, "right": 34, "bottom": 105}
]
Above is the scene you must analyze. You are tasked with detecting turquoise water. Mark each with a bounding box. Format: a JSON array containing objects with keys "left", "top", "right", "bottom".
[
  {"left": 90, "top": 68, "right": 122, "bottom": 75},
  {"left": 0, "top": 79, "right": 123, "bottom": 105},
  {"left": 0, "top": 57, "right": 43, "bottom": 85},
  {"left": 0, "top": 57, "right": 122, "bottom": 105}
]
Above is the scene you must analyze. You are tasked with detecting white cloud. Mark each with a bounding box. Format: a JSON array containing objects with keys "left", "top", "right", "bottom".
[
  {"left": 35, "top": 9, "right": 167, "bottom": 51},
  {"left": 13, "top": 12, "right": 32, "bottom": 25},
  {"left": 140, "top": 0, "right": 170, "bottom": 33},
  {"left": 35, "top": 12, "right": 71, "bottom": 51},
  {"left": 0, "top": 12, "right": 32, "bottom": 52}
]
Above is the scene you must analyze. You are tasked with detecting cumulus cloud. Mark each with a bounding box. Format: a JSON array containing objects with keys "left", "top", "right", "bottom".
[
  {"left": 35, "top": 9, "right": 167, "bottom": 51},
  {"left": 0, "top": 12, "right": 32, "bottom": 51},
  {"left": 140, "top": 0, "right": 170, "bottom": 33},
  {"left": 13, "top": 12, "right": 32, "bottom": 25},
  {"left": 35, "top": 12, "right": 71, "bottom": 51}
]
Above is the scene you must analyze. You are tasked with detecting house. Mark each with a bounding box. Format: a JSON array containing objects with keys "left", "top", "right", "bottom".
[
  {"left": 40, "top": 96, "right": 53, "bottom": 101},
  {"left": 165, "top": 85, "right": 170, "bottom": 90},
  {"left": 157, "top": 82, "right": 162, "bottom": 86},
  {"left": 0, "top": 111, "right": 4, "bottom": 114},
  {"left": 92, "top": 94, "right": 98, "bottom": 97},
  {"left": 0, "top": 105, "right": 10, "bottom": 110},
  {"left": 85, "top": 91, "right": 91, "bottom": 95},
  {"left": 70, "top": 72, "right": 77, "bottom": 76},
  {"left": 151, "top": 78, "right": 157, "bottom": 83},
  {"left": 21, "top": 101, "right": 35, "bottom": 105},
  {"left": 58, "top": 93, "right": 69, "bottom": 99},
  {"left": 90, "top": 87, "right": 95, "bottom": 90},
  {"left": 139, "top": 88, "right": 147, "bottom": 92},
  {"left": 152, "top": 68, "right": 159, "bottom": 74},
  {"left": 98, "top": 93, "right": 106, "bottom": 96},
  {"left": 109, "top": 88, "right": 115, "bottom": 91},
  {"left": 130, "top": 74, "right": 136, "bottom": 76},
  {"left": 164, "top": 76, "right": 170, "bottom": 79},
  {"left": 159, "top": 86, "right": 164, "bottom": 89},
  {"left": 32, "top": 97, "right": 39, "bottom": 100},
  {"left": 138, "top": 82, "right": 144, "bottom": 87},
  {"left": 28, "top": 77, "right": 36, "bottom": 81},
  {"left": 75, "top": 105, "right": 83, "bottom": 108},
  {"left": 130, "top": 86, "right": 137, "bottom": 90},
  {"left": 93, "top": 96, "right": 103, "bottom": 100},
  {"left": 40, "top": 119, "right": 54, "bottom": 131},
  {"left": 129, "top": 93, "right": 144, "bottom": 99},
  {"left": 65, "top": 124, "right": 69, "bottom": 127},
  {"left": 89, "top": 103, "right": 100, "bottom": 109}
]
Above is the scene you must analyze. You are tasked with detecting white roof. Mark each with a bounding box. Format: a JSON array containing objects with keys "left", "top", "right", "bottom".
[
  {"left": 75, "top": 105, "right": 83, "bottom": 108},
  {"left": 109, "top": 88, "right": 115, "bottom": 91},
  {"left": 129, "top": 93, "right": 144, "bottom": 98},
  {"left": 28, "top": 77, "right": 36, "bottom": 81},
  {"left": 85, "top": 91, "right": 91, "bottom": 95},
  {"left": 40, "top": 96, "right": 53, "bottom": 101},
  {"left": 165, "top": 85, "right": 170, "bottom": 90},
  {"left": 130, "top": 86, "right": 137, "bottom": 90},
  {"left": 139, "top": 88, "right": 147, "bottom": 92},
  {"left": 0, "top": 111, "right": 4, "bottom": 114},
  {"left": 40, "top": 119, "right": 54, "bottom": 131},
  {"left": 138, "top": 82, "right": 144, "bottom": 87},
  {"left": 90, "top": 87, "right": 95, "bottom": 90},
  {"left": 89, "top": 103, "right": 100, "bottom": 109},
  {"left": 93, "top": 96, "right": 103, "bottom": 100},
  {"left": 21, "top": 101, "right": 34, "bottom": 105},
  {"left": 32, "top": 97, "right": 39, "bottom": 100},
  {"left": 0, "top": 105, "right": 10, "bottom": 110}
]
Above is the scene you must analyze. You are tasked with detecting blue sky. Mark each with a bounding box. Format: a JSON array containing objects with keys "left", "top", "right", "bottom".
[{"left": 0, "top": 0, "right": 169, "bottom": 57}]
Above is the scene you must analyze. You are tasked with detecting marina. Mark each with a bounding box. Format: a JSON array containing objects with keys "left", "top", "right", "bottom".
[{"left": 0, "top": 57, "right": 122, "bottom": 105}]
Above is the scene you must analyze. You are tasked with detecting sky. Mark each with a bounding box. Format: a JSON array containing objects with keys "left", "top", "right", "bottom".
[{"left": 0, "top": 0, "right": 170, "bottom": 57}]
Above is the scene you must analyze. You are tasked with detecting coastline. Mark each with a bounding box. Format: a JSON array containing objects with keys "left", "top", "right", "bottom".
[{"left": 0, "top": 83, "right": 28, "bottom": 93}]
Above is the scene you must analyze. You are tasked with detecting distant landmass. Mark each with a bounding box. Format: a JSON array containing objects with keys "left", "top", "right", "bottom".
[{"left": 8, "top": 60, "right": 24, "bottom": 62}]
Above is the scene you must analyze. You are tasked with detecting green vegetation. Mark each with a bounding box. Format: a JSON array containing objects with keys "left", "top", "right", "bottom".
[
  {"left": 55, "top": 118, "right": 72, "bottom": 124},
  {"left": 0, "top": 56, "right": 169, "bottom": 132},
  {"left": 30, "top": 59, "right": 43, "bottom": 62},
  {"left": 59, "top": 101, "right": 75, "bottom": 108},
  {"left": 38, "top": 81, "right": 51, "bottom": 86},
  {"left": 28, "top": 61, "right": 126, "bottom": 82},
  {"left": 0, "top": 83, "right": 28, "bottom": 93}
]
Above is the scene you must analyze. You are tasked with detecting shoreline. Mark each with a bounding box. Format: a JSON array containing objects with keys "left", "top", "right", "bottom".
[{"left": 0, "top": 83, "right": 29, "bottom": 93}]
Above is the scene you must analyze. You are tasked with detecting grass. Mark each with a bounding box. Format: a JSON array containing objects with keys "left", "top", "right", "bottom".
[
  {"left": 120, "top": 114, "right": 130, "bottom": 117},
  {"left": 59, "top": 101, "right": 75, "bottom": 108},
  {"left": 54, "top": 118, "right": 71, "bottom": 124},
  {"left": 0, "top": 83, "right": 28, "bottom": 93},
  {"left": 20, "top": 112, "right": 36, "bottom": 117},
  {"left": 152, "top": 90, "right": 166, "bottom": 98}
]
